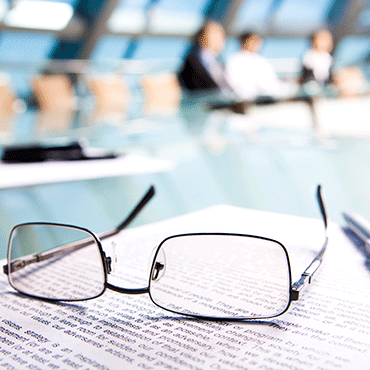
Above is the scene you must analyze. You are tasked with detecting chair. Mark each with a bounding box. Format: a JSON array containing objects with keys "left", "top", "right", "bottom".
[
  {"left": 0, "top": 73, "right": 26, "bottom": 134},
  {"left": 0, "top": 73, "right": 25, "bottom": 115},
  {"left": 333, "top": 66, "right": 367, "bottom": 98},
  {"left": 141, "top": 72, "right": 182, "bottom": 114},
  {"left": 0, "top": 80, "right": 17, "bottom": 115},
  {"left": 32, "top": 74, "right": 77, "bottom": 111},
  {"left": 35, "top": 110, "right": 76, "bottom": 136},
  {"left": 88, "top": 73, "right": 129, "bottom": 110}
]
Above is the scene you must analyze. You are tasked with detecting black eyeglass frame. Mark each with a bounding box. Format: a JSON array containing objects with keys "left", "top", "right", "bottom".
[
  {"left": 148, "top": 232, "right": 294, "bottom": 320},
  {"left": 4, "top": 185, "right": 328, "bottom": 321}
]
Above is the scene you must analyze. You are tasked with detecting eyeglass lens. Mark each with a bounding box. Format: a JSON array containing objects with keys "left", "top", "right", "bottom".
[
  {"left": 150, "top": 234, "right": 291, "bottom": 319},
  {"left": 8, "top": 224, "right": 106, "bottom": 301},
  {"left": 8, "top": 226, "right": 292, "bottom": 320}
]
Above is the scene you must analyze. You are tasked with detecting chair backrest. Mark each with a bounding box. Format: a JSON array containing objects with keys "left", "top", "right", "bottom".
[
  {"left": 0, "top": 74, "right": 19, "bottom": 114},
  {"left": 88, "top": 74, "right": 130, "bottom": 113},
  {"left": 32, "top": 74, "right": 77, "bottom": 111},
  {"left": 35, "top": 110, "right": 75, "bottom": 135},
  {"left": 334, "top": 66, "right": 367, "bottom": 98},
  {"left": 141, "top": 72, "right": 182, "bottom": 114}
]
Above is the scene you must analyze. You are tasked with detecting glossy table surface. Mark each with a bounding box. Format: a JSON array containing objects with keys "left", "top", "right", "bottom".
[{"left": 1, "top": 93, "right": 370, "bottom": 259}]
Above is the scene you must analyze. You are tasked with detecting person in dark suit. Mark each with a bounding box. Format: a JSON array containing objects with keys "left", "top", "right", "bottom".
[{"left": 178, "top": 21, "right": 229, "bottom": 92}]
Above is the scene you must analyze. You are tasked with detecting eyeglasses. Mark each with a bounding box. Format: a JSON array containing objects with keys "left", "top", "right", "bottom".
[{"left": 3, "top": 185, "right": 328, "bottom": 321}]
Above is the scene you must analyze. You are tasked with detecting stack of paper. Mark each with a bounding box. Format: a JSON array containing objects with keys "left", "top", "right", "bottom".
[
  {"left": 0, "top": 154, "right": 174, "bottom": 189},
  {"left": 0, "top": 205, "right": 369, "bottom": 369}
]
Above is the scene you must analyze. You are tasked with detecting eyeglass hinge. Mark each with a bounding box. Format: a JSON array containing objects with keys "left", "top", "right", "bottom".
[
  {"left": 290, "top": 288, "right": 299, "bottom": 301},
  {"left": 3, "top": 260, "right": 27, "bottom": 275},
  {"left": 291, "top": 272, "right": 312, "bottom": 301}
]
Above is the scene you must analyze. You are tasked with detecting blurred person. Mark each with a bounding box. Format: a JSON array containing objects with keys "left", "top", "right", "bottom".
[
  {"left": 225, "top": 32, "right": 282, "bottom": 100},
  {"left": 178, "top": 21, "right": 230, "bottom": 92},
  {"left": 300, "top": 29, "right": 334, "bottom": 85}
]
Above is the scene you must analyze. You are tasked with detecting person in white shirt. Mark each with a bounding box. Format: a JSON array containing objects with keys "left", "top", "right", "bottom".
[
  {"left": 300, "top": 29, "right": 333, "bottom": 85},
  {"left": 226, "top": 32, "right": 281, "bottom": 100}
]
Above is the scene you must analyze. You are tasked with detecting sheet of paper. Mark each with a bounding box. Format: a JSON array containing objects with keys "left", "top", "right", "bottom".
[
  {"left": 0, "top": 154, "right": 174, "bottom": 189},
  {"left": 0, "top": 205, "right": 369, "bottom": 369}
]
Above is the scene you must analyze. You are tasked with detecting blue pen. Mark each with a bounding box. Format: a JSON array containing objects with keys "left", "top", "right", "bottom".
[{"left": 343, "top": 211, "right": 370, "bottom": 255}]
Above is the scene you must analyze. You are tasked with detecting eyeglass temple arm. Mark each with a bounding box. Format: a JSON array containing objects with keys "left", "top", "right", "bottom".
[
  {"left": 4, "top": 237, "right": 94, "bottom": 274},
  {"left": 98, "top": 185, "right": 155, "bottom": 241},
  {"left": 3, "top": 186, "right": 155, "bottom": 275},
  {"left": 291, "top": 185, "right": 328, "bottom": 301}
]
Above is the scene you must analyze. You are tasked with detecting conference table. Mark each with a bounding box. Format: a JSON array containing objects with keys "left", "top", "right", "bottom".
[
  {"left": 1, "top": 91, "right": 370, "bottom": 370},
  {"left": 0, "top": 91, "right": 370, "bottom": 261}
]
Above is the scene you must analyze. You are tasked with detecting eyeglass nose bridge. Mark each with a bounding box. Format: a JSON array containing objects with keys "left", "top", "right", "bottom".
[{"left": 104, "top": 245, "right": 166, "bottom": 295}]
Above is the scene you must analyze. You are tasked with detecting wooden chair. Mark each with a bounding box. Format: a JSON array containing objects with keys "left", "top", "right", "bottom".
[
  {"left": 0, "top": 82, "right": 17, "bottom": 114},
  {"left": 141, "top": 72, "right": 182, "bottom": 114},
  {"left": 333, "top": 66, "right": 367, "bottom": 98},
  {"left": 0, "top": 74, "right": 26, "bottom": 134},
  {"left": 88, "top": 74, "right": 129, "bottom": 112},
  {"left": 0, "top": 73, "right": 25, "bottom": 114},
  {"left": 35, "top": 110, "right": 76, "bottom": 135},
  {"left": 32, "top": 74, "right": 77, "bottom": 111}
]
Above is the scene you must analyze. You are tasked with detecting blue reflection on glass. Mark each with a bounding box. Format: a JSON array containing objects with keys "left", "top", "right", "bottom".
[{"left": 0, "top": 31, "right": 55, "bottom": 96}]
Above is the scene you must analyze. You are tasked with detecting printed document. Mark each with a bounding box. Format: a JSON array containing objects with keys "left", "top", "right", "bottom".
[{"left": 0, "top": 205, "right": 369, "bottom": 369}]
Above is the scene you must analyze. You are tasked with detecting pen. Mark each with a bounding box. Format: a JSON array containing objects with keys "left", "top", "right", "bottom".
[{"left": 343, "top": 211, "right": 370, "bottom": 255}]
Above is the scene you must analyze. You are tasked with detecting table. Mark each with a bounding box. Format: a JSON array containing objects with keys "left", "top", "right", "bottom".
[{"left": 1, "top": 94, "right": 370, "bottom": 260}]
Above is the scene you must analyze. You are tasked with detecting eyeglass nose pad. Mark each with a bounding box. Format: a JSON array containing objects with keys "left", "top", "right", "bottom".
[{"left": 151, "top": 248, "right": 166, "bottom": 282}]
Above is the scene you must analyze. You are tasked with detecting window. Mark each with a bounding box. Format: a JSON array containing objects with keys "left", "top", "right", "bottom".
[
  {"left": 232, "top": 0, "right": 335, "bottom": 35},
  {"left": 107, "top": 0, "right": 149, "bottom": 34},
  {"left": 148, "top": 0, "right": 208, "bottom": 35},
  {"left": 260, "top": 37, "right": 309, "bottom": 59},
  {"left": 0, "top": 31, "right": 55, "bottom": 95},
  {"left": 4, "top": 0, "right": 74, "bottom": 31},
  {"left": 272, "top": 0, "right": 334, "bottom": 33},
  {"left": 132, "top": 37, "right": 189, "bottom": 72},
  {"left": 232, "top": 0, "right": 274, "bottom": 34},
  {"left": 90, "top": 35, "right": 130, "bottom": 62},
  {"left": 333, "top": 36, "right": 370, "bottom": 68}
]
